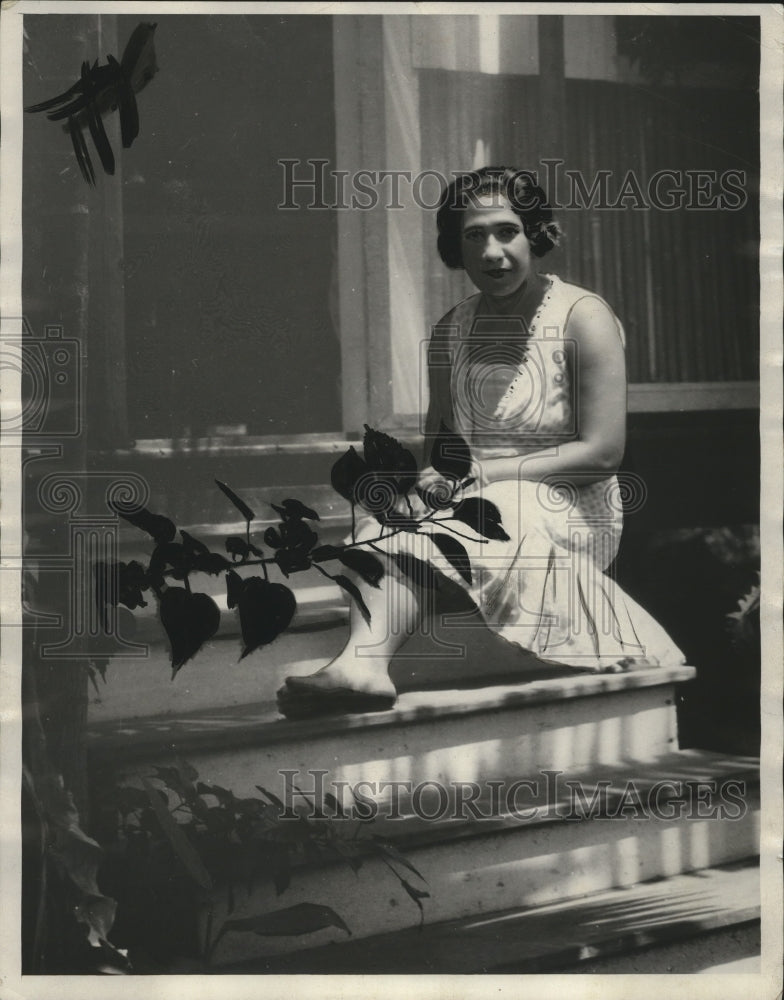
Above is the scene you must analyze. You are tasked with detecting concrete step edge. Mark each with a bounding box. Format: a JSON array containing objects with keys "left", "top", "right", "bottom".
[
  {"left": 91, "top": 750, "right": 760, "bottom": 868},
  {"left": 216, "top": 857, "right": 761, "bottom": 974},
  {"left": 87, "top": 664, "right": 698, "bottom": 759}
]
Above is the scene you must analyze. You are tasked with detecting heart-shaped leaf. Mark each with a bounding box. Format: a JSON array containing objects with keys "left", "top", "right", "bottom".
[
  {"left": 431, "top": 532, "right": 472, "bottom": 585},
  {"left": 331, "top": 446, "right": 369, "bottom": 504},
  {"left": 450, "top": 497, "right": 510, "bottom": 542},
  {"left": 430, "top": 421, "right": 472, "bottom": 481},
  {"left": 338, "top": 548, "right": 385, "bottom": 588},
  {"left": 237, "top": 578, "right": 297, "bottom": 658},
  {"left": 159, "top": 588, "right": 221, "bottom": 675}
]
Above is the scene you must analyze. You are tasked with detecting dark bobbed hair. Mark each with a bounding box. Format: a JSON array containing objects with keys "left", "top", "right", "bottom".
[{"left": 436, "top": 166, "right": 562, "bottom": 269}]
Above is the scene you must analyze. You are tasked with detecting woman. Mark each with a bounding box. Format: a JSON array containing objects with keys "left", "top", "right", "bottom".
[{"left": 278, "top": 167, "right": 684, "bottom": 718}]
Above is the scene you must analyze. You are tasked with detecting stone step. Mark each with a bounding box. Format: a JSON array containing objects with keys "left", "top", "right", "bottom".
[
  {"left": 219, "top": 857, "right": 759, "bottom": 974},
  {"left": 88, "top": 666, "right": 696, "bottom": 790},
  {"left": 192, "top": 751, "right": 758, "bottom": 965},
  {"left": 90, "top": 552, "right": 697, "bottom": 724},
  {"left": 90, "top": 609, "right": 348, "bottom": 722}
]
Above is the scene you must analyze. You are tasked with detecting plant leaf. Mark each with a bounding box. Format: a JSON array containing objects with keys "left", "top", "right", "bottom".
[
  {"left": 431, "top": 533, "right": 472, "bottom": 585},
  {"left": 110, "top": 502, "right": 176, "bottom": 544},
  {"left": 148, "top": 541, "right": 189, "bottom": 581},
  {"left": 193, "top": 552, "right": 233, "bottom": 575},
  {"left": 392, "top": 552, "right": 439, "bottom": 590},
  {"left": 238, "top": 579, "right": 297, "bottom": 658},
  {"left": 264, "top": 526, "right": 283, "bottom": 549},
  {"left": 430, "top": 421, "right": 472, "bottom": 481},
  {"left": 140, "top": 777, "right": 213, "bottom": 891},
  {"left": 159, "top": 588, "right": 221, "bottom": 675},
  {"left": 450, "top": 497, "right": 510, "bottom": 542},
  {"left": 339, "top": 548, "right": 384, "bottom": 588},
  {"left": 180, "top": 529, "right": 210, "bottom": 556},
  {"left": 215, "top": 479, "right": 256, "bottom": 523},
  {"left": 324, "top": 791, "right": 346, "bottom": 817},
  {"left": 399, "top": 877, "right": 429, "bottom": 926},
  {"left": 274, "top": 549, "right": 312, "bottom": 577},
  {"left": 371, "top": 838, "right": 427, "bottom": 883},
  {"left": 362, "top": 425, "right": 418, "bottom": 495},
  {"left": 225, "top": 569, "right": 245, "bottom": 610},
  {"left": 113, "top": 785, "right": 150, "bottom": 816},
  {"left": 415, "top": 484, "right": 456, "bottom": 512},
  {"left": 117, "top": 560, "right": 150, "bottom": 609},
  {"left": 333, "top": 574, "right": 372, "bottom": 625},
  {"left": 331, "top": 446, "right": 369, "bottom": 504},
  {"left": 218, "top": 902, "right": 351, "bottom": 941},
  {"left": 255, "top": 785, "right": 286, "bottom": 811},
  {"left": 271, "top": 499, "right": 320, "bottom": 521},
  {"left": 310, "top": 544, "right": 342, "bottom": 563},
  {"left": 225, "top": 536, "right": 250, "bottom": 561}
]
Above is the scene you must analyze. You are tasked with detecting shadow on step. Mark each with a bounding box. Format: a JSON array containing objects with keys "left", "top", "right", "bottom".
[{"left": 390, "top": 604, "right": 593, "bottom": 693}]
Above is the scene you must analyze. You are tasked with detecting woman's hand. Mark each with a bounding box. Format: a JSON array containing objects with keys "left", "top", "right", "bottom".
[{"left": 417, "top": 461, "right": 486, "bottom": 503}]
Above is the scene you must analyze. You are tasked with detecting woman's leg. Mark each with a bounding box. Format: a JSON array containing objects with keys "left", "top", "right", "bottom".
[{"left": 285, "top": 567, "right": 420, "bottom": 697}]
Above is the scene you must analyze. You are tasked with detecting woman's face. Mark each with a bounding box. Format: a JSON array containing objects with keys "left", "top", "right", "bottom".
[{"left": 460, "top": 196, "right": 533, "bottom": 299}]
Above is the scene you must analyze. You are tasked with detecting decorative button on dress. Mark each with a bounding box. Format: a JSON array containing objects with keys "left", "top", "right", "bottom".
[{"left": 358, "top": 274, "right": 685, "bottom": 672}]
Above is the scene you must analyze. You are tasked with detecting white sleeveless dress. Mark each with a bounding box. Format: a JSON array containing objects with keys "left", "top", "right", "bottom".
[{"left": 357, "top": 274, "right": 685, "bottom": 671}]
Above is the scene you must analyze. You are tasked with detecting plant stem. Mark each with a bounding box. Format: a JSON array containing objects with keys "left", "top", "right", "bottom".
[
  {"left": 427, "top": 520, "right": 489, "bottom": 544},
  {"left": 312, "top": 562, "right": 336, "bottom": 583}
]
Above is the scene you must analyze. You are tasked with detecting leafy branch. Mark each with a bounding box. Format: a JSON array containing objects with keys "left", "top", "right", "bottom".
[
  {"left": 106, "top": 760, "right": 429, "bottom": 963},
  {"left": 99, "top": 423, "right": 509, "bottom": 676}
]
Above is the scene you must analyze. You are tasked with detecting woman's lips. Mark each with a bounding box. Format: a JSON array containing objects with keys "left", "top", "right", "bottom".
[{"left": 485, "top": 269, "right": 511, "bottom": 278}]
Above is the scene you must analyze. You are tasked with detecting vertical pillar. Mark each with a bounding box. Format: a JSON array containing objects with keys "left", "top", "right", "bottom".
[{"left": 537, "top": 16, "right": 566, "bottom": 162}]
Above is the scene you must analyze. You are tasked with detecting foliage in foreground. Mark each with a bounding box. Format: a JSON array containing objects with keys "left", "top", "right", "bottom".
[
  {"left": 97, "top": 423, "right": 508, "bottom": 675},
  {"left": 101, "top": 759, "right": 429, "bottom": 968}
]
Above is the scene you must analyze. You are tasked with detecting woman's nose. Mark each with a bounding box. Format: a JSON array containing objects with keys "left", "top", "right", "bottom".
[{"left": 482, "top": 235, "right": 504, "bottom": 260}]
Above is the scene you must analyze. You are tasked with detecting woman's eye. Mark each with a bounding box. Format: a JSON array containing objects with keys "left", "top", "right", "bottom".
[
  {"left": 463, "top": 231, "right": 484, "bottom": 243},
  {"left": 499, "top": 226, "right": 520, "bottom": 239}
]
